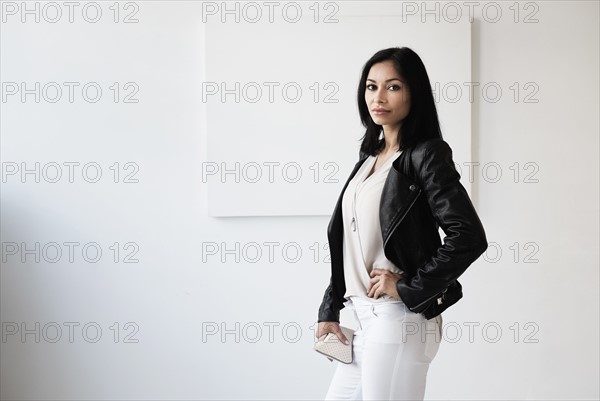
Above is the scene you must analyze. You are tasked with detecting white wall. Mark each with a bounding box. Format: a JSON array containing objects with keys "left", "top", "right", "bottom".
[
  {"left": 1, "top": 1, "right": 598, "bottom": 400},
  {"left": 204, "top": 11, "right": 474, "bottom": 217}
]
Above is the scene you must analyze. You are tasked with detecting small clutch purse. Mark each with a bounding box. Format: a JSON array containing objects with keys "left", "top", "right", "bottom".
[{"left": 313, "top": 326, "right": 355, "bottom": 364}]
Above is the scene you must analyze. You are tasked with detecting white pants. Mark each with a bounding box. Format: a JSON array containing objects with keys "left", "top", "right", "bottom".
[{"left": 324, "top": 296, "right": 443, "bottom": 401}]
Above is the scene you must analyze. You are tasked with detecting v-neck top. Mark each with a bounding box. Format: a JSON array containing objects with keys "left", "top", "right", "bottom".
[{"left": 341, "top": 150, "right": 405, "bottom": 303}]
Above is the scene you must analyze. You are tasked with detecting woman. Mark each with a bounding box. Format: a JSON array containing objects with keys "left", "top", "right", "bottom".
[{"left": 315, "top": 47, "right": 488, "bottom": 400}]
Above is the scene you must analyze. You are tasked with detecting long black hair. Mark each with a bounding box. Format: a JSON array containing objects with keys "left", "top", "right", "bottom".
[{"left": 357, "top": 47, "right": 443, "bottom": 156}]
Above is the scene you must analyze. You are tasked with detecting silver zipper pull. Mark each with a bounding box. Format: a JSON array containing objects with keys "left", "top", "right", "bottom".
[
  {"left": 437, "top": 288, "right": 448, "bottom": 305},
  {"left": 351, "top": 217, "right": 356, "bottom": 232}
]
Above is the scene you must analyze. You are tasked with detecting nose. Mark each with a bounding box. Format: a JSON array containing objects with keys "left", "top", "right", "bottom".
[{"left": 373, "top": 87, "right": 387, "bottom": 103}]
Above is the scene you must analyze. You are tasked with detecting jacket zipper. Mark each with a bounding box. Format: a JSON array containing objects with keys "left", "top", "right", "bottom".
[
  {"left": 382, "top": 188, "right": 421, "bottom": 249},
  {"left": 407, "top": 287, "right": 448, "bottom": 312}
]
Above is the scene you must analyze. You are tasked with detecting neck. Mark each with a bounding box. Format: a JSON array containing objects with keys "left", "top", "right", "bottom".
[
  {"left": 381, "top": 125, "right": 401, "bottom": 153},
  {"left": 380, "top": 138, "right": 399, "bottom": 153}
]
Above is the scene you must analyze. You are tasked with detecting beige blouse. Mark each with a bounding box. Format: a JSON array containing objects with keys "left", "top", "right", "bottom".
[{"left": 341, "top": 149, "right": 405, "bottom": 303}]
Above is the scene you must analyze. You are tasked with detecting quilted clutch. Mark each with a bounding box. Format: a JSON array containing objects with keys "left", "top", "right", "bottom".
[{"left": 313, "top": 326, "right": 355, "bottom": 364}]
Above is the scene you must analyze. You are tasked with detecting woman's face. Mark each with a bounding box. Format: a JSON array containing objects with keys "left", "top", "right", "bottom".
[{"left": 364, "top": 60, "right": 411, "bottom": 134}]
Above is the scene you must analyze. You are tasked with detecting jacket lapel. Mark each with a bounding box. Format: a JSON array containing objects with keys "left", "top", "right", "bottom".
[
  {"left": 380, "top": 155, "right": 422, "bottom": 248},
  {"left": 327, "top": 155, "right": 369, "bottom": 239},
  {"left": 327, "top": 150, "right": 421, "bottom": 248}
]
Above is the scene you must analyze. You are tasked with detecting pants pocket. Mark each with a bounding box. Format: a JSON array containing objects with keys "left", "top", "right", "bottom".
[
  {"left": 371, "top": 302, "right": 405, "bottom": 322},
  {"left": 366, "top": 303, "right": 408, "bottom": 344}
]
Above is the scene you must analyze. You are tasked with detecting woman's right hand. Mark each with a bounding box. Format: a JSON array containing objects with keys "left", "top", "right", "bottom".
[{"left": 316, "top": 321, "right": 350, "bottom": 344}]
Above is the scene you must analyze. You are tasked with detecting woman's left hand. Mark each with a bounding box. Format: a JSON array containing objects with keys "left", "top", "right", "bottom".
[{"left": 368, "top": 268, "right": 404, "bottom": 300}]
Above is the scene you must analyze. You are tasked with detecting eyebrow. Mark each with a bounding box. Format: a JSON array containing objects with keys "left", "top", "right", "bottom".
[{"left": 366, "top": 78, "right": 404, "bottom": 83}]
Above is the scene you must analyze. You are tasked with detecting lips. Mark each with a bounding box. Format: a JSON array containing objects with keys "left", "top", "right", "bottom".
[{"left": 372, "top": 108, "right": 390, "bottom": 113}]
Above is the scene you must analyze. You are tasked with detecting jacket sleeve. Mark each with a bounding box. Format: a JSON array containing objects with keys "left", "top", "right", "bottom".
[
  {"left": 317, "top": 148, "right": 367, "bottom": 323},
  {"left": 396, "top": 139, "right": 488, "bottom": 311},
  {"left": 317, "top": 278, "right": 342, "bottom": 323}
]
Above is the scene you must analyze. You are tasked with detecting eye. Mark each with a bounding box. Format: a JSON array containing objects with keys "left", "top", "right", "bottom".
[
  {"left": 366, "top": 84, "right": 376, "bottom": 90},
  {"left": 388, "top": 84, "right": 401, "bottom": 91}
]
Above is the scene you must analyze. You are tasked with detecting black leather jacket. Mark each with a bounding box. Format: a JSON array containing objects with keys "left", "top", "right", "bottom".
[{"left": 318, "top": 138, "right": 488, "bottom": 322}]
